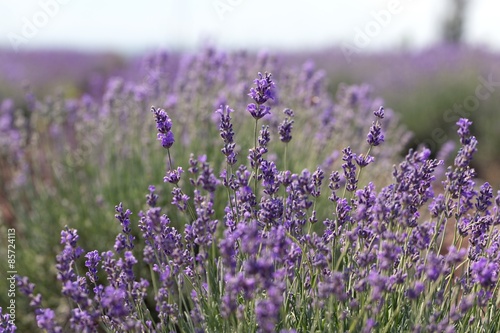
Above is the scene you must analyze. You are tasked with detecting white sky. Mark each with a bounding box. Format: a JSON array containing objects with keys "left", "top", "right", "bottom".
[{"left": 0, "top": 0, "right": 499, "bottom": 54}]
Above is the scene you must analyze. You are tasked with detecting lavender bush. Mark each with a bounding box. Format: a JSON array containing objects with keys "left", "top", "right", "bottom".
[
  {"left": 2, "top": 66, "right": 499, "bottom": 332},
  {"left": 0, "top": 48, "right": 411, "bottom": 331}
]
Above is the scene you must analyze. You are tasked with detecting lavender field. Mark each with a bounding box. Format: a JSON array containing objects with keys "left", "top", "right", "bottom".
[{"left": 1, "top": 46, "right": 499, "bottom": 332}]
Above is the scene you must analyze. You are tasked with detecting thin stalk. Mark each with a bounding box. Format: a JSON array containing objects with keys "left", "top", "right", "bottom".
[
  {"left": 253, "top": 118, "right": 259, "bottom": 196},
  {"left": 167, "top": 148, "right": 196, "bottom": 221}
]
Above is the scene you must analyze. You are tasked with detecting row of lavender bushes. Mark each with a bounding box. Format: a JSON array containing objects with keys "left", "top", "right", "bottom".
[
  {"left": 302, "top": 45, "right": 500, "bottom": 181},
  {"left": 3, "top": 45, "right": 500, "bottom": 181},
  {"left": 1, "top": 48, "right": 499, "bottom": 331},
  {"left": 0, "top": 50, "right": 127, "bottom": 101}
]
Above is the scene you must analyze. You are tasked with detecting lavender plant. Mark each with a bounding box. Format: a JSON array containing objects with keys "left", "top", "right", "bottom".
[
  {"left": 3, "top": 69, "right": 499, "bottom": 332},
  {"left": 1, "top": 48, "right": 410, "bottom": 327}
]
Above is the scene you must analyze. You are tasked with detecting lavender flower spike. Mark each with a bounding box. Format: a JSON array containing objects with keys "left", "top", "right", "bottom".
[
  {"left": 366, "top": 106, "right": 385, "bottom": 146},
  {"left": 0, "top": 307, "right": 16, "bottom": 332},
  {"left": 248, "top": 72, "right": 275, "bottom": 105},
  {"left": 278, "top": 108, "right": 294, "bottom": 143},
  {"left": 247, "top": 103, "right": 271, "bottom": 120},
  {"left": 247, "top": 72, "right": 275, "bottom": 120},
  {"left": 374, "top": 106, "right": 385, "bottom": 118},
  {"left": 367, "top": 121, "right": 384, "bottom": 146},
  {"left": 216, "top": 105, "right": 238, "bottom": 165},
  {"left": 151, "top": 106, "right": 175, "bottom": 148},
  {"left": 456, "top": 118, "right": 472, "bottom": 145}
]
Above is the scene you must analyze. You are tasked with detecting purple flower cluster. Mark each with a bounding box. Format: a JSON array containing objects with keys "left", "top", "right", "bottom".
[
  {"left": 366, "top": 108, "right": 385, "bottom": 146},
  {"left": 278, "top": 108, "right": 294, "bottom": 143},
  {"left": 114, "top": 202, "right": 135, "bottom": 252},
  {"left": 216, "top": 105, "right": 238, "bottom": 165},
  {"left": 0, "top": 307, "right": 16, "bottom": 333},
  {"left": 151, "top": 106, "right": 175, "bottom": 149},
  {"left": 247, "top": 72, "right": 275, "bottom": 119},
  {"left": 342, "top": 147, "right": 358, "bottom": 192}
]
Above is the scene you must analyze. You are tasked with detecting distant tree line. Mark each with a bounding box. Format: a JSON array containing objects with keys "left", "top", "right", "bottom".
[{"left": 442, "top": 0, "right": 468, "bottom": 44}]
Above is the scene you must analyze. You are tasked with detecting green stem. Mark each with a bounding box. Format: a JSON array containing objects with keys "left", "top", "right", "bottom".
[
  {"left": 284, "top": 142, "right": 288, "bottom": 172},
  {"left": 167, "top": 148, "right": 196, "bottom": 221},
  {"left": 253, "top": 118, "right": 259, "bottom": 196}
]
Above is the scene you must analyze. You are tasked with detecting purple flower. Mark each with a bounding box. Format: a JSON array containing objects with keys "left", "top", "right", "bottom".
[
  {"left": 406, "top": 281, "right": 425, "bottom": 299},
  {"left": 114, "top": 203, "right": 134, "bottom": 252},
  {"left": 25, "top": 91, "right": 36, "bottom": 112},
  {"left": 311, "top": 167, "right": 324, "bottom": 197},
  {"left": 192, "top": 156, "right": 220, "bottom": 193},
  {"left": 247, "top": 72, "right": 275, "bottom": 119},
  {"left": 278, "top": 108, "right": 294, "bottom": 143},
  {"left": 146, "top": 185, "right": 158, "bottom": 207},
  {"left": 56, "top": 227, "right": 84, "bottom": 287},
  {"left": 342, "top": 147, "right": 358, "bottom": 192},
  {"left": 164, "top": 166, "right": 183, "bottom": 184},
  {"left": 222, "top": 272, "right": 257, "bottom": 317},
  {"left": 260, "top": 160, "right": 280, "bottom": 195},
  {"left": 471, "top": 257, "right": 498, "bottom": 288},
  {"left": 328, "top": 170, "right": 341, "bottom": 202},
  {"left": 216, "top": 105, "right": 238, "bottom": 165},
  {"left": 171, "top": 187, "right": 190, "bottom": 211},
  {"left": 377, "top": 241, "right": 401, "bottom": 271},
  {"left": 101, "top": 286, "right": 130, "bottom": 317},
  {"left": 408, "top": 221, "right": 434, "bottom": 253},
  {"left": 374, "top": 106, "right": 385, "bottom": 118},
  {"left": 475, "top": 182, "right": 493, "bottom": 212},
  {"left": 17, "top": 276, "right": 36, "bottom": 299},
  {"left": 367, "top": 121, "right": 384, "bottom": 146},
  {"left": 237, "top": 184, "right": 257, "bottom": 208},
  {"left": 188, "top": 153, "right": 200, "bottom": 174},
  {"left": 255, "top": 297, "right": 279, "bottom": 333},
  {"left": 84, "top": 250, "right": 101, "bottom": 284},
  {"left": 367, "top": 270, "right": 388, "bottom": 301},
  {"left": 156, "top": 287, "right": 179, "bottom": 323},
  {"left": 61, "top": 278, "right": 91, "bottom": 308},
  {"left": 454, "top": 136, "right": 477, "bottom": 168},
  {"left": 424, "top": 253, "right": 444, "bottom": 281},
  {"left": 355, "top": 153, "right": 374, "bottom": 167},
  {"left": 444, "top": 246, "right": 466, "bottom": 266},
  {"left": 444, "top": 164, "right": 477, "bottom": 218},
  {"left": 185, "top": 190, "right": 218, "bottom": 248},
  {"left": 258, "top": 125, "right": 271, "bottom": 148},
  {"left": 317, "top": 272, "right": 348, "bottom": 301},
  {"left": 158, "top": 130, "right": 175, "bottom": 149},
  {"left": 248, "top": 146, "right": 267, "bottom": 169},
  {"left": 36, "top": 308, "right": 62, "bottom": 333},
  {"left": 151, "top": 106, "right": 175, "bottom": 148},
  {"left": 258, "top": 197, "right": 284, "bottom": 225},
  {"left": 362, "top": 318, "right": 378, "bottom": 333},
  {"left": 246, "top": 103, "right": 271, "bottom": 120},
  {"left": 70, "top": 308, "right": 99, "bottom": 332},
  {"left": 0, "top": 307, "right": 16, "bottom": 333},
  {"left": 60, "top": 227, "right": 81, "bottom": 248},
  {"left": 456, "top": 118, "right": 472, "bottom": 145},
  {"left": 429, "top": 194, "right": 447, "bottom": 218},
  {"left": 151, "top": 106, "right": 172, "bottom": 133},
  {"left": 17, "top": 276, "right": 63, "bottom": 332},
  {"left": 336, "top": 198, "right": 352, "bottom": 226},
  {"left": 248, "top": 72, "right": 275, "bottom": 105},
  {"left": 115, "top": 203, "right": 132, "bottom": 234}
]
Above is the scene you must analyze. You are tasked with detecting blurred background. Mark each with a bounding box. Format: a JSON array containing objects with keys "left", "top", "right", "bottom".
[
  {"left": 2, "top": 0, "right": 500, "bottom": 179},
  {"left": 1, "top": 0, "right": 499, "bottom": 53}
]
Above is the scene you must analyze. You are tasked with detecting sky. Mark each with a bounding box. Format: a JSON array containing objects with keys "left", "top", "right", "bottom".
[{"left": 0, "top": 0, "right": 499, "bottom": 54}]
